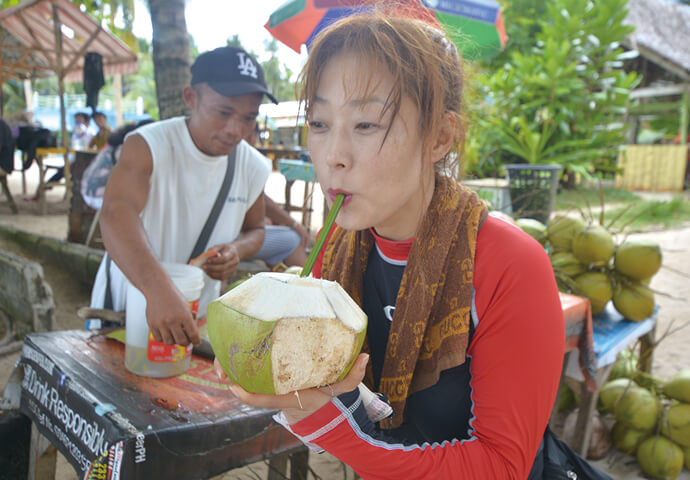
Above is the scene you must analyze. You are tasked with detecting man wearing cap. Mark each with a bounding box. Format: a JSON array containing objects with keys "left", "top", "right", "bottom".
[{"left": 89, "top": 47, "right": 277, "bottom": 347}]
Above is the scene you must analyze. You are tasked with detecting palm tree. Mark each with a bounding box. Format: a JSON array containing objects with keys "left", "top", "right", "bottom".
[{"left": 147, "top": 0, "right": 191, "bottom": 119}]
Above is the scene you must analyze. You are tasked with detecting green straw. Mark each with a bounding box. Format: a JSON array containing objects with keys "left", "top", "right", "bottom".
[{"left": 301, "top": 193, "right": 345, "bottom": 277}]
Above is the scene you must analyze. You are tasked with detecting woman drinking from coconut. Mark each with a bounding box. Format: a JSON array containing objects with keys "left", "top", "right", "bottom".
[{"left": 215, "top": 12, "right": 567, "bottom": 479}]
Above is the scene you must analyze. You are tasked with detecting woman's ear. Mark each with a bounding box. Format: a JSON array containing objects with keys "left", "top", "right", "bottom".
[{"left": 429, "top": 112, "right": 456, "bottom": 164}]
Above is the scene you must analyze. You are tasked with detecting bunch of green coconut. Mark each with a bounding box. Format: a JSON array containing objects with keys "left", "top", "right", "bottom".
[
  {"left": 516, "top": 215, "right": 662, "bottom": 321},
  {"left": 597, "top": 353, "right": 690, "bottom": 479}
]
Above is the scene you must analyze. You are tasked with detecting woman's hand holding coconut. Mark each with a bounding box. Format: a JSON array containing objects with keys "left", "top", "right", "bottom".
[{"left": 214, "top": 353, "right": 370, "bottom": 424}]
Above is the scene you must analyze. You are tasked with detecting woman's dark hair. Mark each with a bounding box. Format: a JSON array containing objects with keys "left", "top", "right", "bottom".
[{"left": 107, "top": 119, "right": 154, "bottom": 147}]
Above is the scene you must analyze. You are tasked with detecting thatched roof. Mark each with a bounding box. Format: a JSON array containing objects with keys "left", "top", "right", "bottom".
[
  {"left": 1, "top": 29, "right": 53, "bottom": 81},
  {"left": 0, "top": 0, "right": 137, "bottom": 83},
  {"left": 624, "top": 0, "right": 690, "bottom": 80}
]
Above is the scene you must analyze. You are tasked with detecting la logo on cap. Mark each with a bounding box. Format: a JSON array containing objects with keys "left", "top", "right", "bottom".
[{"left": 237, "top": 52, "right": 258, "bottom": 79}]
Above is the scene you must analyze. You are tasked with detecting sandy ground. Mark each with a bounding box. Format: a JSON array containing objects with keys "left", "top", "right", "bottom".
[{"left": 1, "top": 162, "right": 689, "bottom": 479}]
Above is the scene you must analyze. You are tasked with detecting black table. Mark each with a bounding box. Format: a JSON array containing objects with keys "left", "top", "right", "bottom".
[{"left": 11, "top": 330, "right": 306, "bottom": 479}]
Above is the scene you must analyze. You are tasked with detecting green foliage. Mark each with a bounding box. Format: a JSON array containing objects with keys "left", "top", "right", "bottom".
[
  {"left": 0, "top": 0, "right": 23, "bottom": 7},
  {"left": 1, "top": 80, "right": 27, "bottom": 116},
  {"left": 261, "top": 39, "right": 296, "bottom": 102},
  {"left": 482, "top": 0, "right": 548, "bottom": 68},
  {"left": 122, "top": 37, "right": 158, "bottom": 119},
  {"left": 82, "top": 0, "right": 138, "bottom": 52},
  {"left": 552, "top": 185, "right": 690, "bottom": 232},
  {"left": 469, "top": 0, "right": 639, "bottom": 180},
  {"left": 603, "top": 196, "right": 690, "bottom": 231},
  {"left": 649, "top": 115, "right": 683, "bottom": 141},
  {"left": 554, "top": 186, "right": 642, "bottom": 210}
]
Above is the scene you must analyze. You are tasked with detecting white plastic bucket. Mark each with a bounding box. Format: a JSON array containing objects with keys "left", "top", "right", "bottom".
[{"left": 125, "top": 263, "right": 204, "bottom": 378}]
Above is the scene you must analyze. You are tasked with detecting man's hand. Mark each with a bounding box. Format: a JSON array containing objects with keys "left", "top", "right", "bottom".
[
  {"left": 214, "top": 353, "right": 369, "bottom": 424},
  {"left": 145, "top": 283, "right": 201, "bottom": 346},
  {"left": 202, "top": 242, "right": 240, "bottom": 280}
]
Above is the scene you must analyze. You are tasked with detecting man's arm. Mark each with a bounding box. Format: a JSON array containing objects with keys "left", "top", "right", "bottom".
[
  {"left": 202, "top": 193, "right": 266, "bottom": 280},
  {"left": 99, "top": 134, "right": 200, "bottom": 346}
]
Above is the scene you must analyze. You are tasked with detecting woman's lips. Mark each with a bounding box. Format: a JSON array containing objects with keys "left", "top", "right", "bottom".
[{"left": 328, "top": 189, "right": 353, "bottom": 205}]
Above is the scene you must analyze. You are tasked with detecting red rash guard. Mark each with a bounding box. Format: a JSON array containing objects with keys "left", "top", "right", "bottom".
[{"left": 306, "top": 216, "right": 564, "bottom": 479}]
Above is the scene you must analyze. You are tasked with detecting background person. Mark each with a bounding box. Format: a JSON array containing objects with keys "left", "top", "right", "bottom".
[
  {"left": 42, "top": 112, "right": 91, "bottom": 186},
  {"left": 81, "top": 120, "right": 154, "bottom": 212},
  {"left": 89, "top": 111, "right": 111, "bottom": 150},
  {"left": 70, "top": 112, "right": 92, "bottom": 151},
  {"left": 216, "top": 13, "right": 575, "bottom": 480},
  {"left": 89, "top": 46, "right": 277, "bottom": 347}
]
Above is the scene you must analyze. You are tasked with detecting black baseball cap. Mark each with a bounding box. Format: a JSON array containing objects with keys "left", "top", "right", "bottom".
[{"left": 190, "top": 46, "right": 278, "bottom": 104}]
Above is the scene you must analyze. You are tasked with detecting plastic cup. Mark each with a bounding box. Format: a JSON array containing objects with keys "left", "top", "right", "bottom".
[{"left": 125, "top": 263, "right": 204, "bottom": 377}]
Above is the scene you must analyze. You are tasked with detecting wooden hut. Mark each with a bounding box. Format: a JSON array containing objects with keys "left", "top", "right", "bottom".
[{"left": 617, "top": 0, "right": 689, "bottom": 191}]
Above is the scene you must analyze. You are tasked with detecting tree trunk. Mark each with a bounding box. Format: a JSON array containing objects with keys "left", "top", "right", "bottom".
[{"left": 147, "top": 0, "right": 191, "bottom": 119}]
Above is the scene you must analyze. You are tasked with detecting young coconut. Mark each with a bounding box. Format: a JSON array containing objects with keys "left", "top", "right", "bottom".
[
  {"left": 207, "top": 272, "right": 367, "bottom": 395},
  {"left": 663, "top": 369, "right": 690, "bottom": 403},
  {"left": 574, "top": 271, "right": 613, "bottom": 315},
  {"left": 546, "top": 215, "right": 586, "bottom": 250},
  {"left": 612, "top": 281, "right": 655, "bottom": 322},
  {"left": 614, "top": 240, "right": 662, "bottom": 281},
  {"left": 516, "top": 218, "right": 547, "bottom": 245},
  {"left": 550, "top": 251, "right": 587, "bottom": 278},
  {"left": 599, "top": 377, "right": 638, "bottom": 413},
  {"left": 636, "top": 436, "right": 684, "bottom": 480},
  {"left": 660, "top": 403, "right": 690, "bottom": 448},
  {"left": 614, "top": 386, "right": 661, "bottom": 432},
  {"left": 611, "top": 421, "right": 651, "bottom": 455},
  {"left": 571, "top": 224, "right": 615, "bottom": 266}
]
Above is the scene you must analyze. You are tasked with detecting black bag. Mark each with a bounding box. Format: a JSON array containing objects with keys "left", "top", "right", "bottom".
[
  {"left": 15, "top": 126, "right": 57, "bottom": 170},
  {"left": 541, "top": 425, "right": 612, "bottom": 480},
  {"left": 84, "top": 51, "right": 105, "bottom": 111}
]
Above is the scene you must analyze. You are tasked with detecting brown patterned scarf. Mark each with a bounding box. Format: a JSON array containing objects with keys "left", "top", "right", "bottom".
[{"left": 321, "top": 174, "right": 488, "bottom": 428}]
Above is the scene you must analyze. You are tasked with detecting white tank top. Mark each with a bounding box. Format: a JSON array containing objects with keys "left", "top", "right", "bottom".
[{"left": 90, "top": 116, "right": 270, "bottom": 317}]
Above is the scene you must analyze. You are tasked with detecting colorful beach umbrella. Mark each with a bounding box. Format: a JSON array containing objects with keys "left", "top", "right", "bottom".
[{"left": 265, "top": 0, "right": 508, "bottom": 60}]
